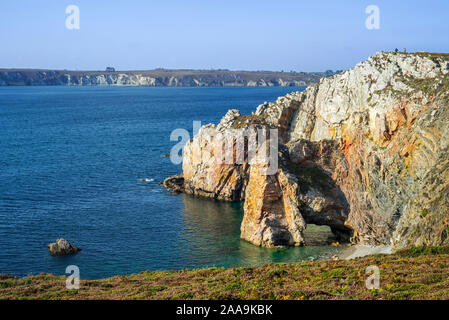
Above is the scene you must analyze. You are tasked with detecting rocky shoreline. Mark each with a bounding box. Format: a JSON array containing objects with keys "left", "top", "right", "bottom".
[{"left": 165, "top": 51, "right": 449, "bottom": 251}]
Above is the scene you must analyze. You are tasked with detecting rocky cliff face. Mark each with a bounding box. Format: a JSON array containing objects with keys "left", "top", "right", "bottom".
[{"left": 165, "top": 52, "right": 449, "bottom": 250}]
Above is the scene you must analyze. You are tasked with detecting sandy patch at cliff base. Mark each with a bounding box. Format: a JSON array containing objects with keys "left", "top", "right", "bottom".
[{"left": 338, "top": 245, "right": 392, "bottom": 260}]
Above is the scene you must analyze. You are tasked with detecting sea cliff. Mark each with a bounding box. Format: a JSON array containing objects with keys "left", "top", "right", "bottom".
[{"left": 165, "top": 52, "right": 449, "bottom": 250}]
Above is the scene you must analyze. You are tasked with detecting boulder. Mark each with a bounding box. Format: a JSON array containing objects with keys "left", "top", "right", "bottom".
[{"left": 48, "top": 238, "right": 81, "bottom": 256}]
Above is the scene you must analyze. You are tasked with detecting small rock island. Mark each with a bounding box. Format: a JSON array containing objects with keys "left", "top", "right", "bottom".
[{"left": 48, "top": 238, "right": 81, "bottom": 256}]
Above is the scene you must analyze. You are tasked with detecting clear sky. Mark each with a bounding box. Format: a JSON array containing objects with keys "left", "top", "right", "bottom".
[{"left": 0, "top": 0, "right": 448, "bottom": 72}]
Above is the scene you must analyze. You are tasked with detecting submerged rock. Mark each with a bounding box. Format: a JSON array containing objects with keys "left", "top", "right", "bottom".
[
  {"left": 165, "top": 51, "right": 449, "bottom": 250},
  {"left": 48, "top": 239, "right": 81, "bottom": 256}
]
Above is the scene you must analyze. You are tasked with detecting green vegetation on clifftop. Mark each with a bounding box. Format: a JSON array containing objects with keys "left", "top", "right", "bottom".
[{"left": 1, "top": 247, "right": 449, "bottom": 300}]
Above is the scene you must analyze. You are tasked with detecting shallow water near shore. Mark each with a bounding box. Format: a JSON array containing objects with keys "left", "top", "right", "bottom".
[{"left": 0, "top": 86, "right": 344, "bottom": 279}]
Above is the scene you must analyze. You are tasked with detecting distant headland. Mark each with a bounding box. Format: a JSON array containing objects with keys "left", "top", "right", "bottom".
[{"left": 0, "top": 68, "right": 340, "bottom": 87}]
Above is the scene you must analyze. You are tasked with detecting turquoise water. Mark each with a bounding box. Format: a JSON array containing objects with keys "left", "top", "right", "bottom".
[{"left": 0, "top": 86, "right": 342, "bottom": 279}]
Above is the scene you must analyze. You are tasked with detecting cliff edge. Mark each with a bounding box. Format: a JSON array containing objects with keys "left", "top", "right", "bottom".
[{"left": 164, "top": 52, "right": 449, "bottom": 250}]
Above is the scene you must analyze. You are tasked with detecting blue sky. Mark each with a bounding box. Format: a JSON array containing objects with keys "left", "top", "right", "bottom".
[{"left": 0, "top": 0, "right": 448, "bottom": 71}]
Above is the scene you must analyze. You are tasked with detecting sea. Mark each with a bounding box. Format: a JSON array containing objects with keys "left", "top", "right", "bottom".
[{"left": 0, "top": 86, "right": 343, "bottom": 279}]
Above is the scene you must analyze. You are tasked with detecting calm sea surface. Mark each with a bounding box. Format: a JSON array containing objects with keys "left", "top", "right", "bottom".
[{"left": 0, "top": 86, "right": 342, "bottom": 279}]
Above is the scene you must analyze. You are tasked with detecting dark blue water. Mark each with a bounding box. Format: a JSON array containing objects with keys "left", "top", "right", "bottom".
[{"left": 0, "top": 86, "right": 342, "bottom": 279}]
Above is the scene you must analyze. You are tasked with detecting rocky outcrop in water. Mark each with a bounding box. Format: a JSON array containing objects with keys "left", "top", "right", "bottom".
[
  {"left": 48, "top": 239, "right": 81, "bottom": 256},
  {"left": 165, "top": 110, "right": 252, "bottom": 201},
  {"left": 165, "top": 52, "right": 449, "bottom": 250}
]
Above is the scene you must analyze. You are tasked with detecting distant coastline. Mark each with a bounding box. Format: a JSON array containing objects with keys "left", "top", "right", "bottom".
[{"left": 0, "top": 68, "right": 337, "bottom": 87}]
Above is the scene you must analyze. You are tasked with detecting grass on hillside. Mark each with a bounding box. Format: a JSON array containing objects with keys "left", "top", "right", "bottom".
[
  {"left": 389, "top": 51, "right": 449, "bottom": 60},
  {"left": 1, "top": 246, "right": 449, "bottom": 300}
]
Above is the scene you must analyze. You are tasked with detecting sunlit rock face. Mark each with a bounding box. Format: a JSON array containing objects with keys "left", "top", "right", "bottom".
[
  {"left": 180, "top": 110, "right": 251, "bottom": 202},
  {"left": 241, "top": 165, "right": 307, "bottom": 247},
  {"left": 166, "top": 52, "right": 449, "bottom": 249}
]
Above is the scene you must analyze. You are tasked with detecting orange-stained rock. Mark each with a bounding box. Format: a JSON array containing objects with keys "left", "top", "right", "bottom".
[{"left": 241, "top": 165, "right": 306, "bottom": 247}]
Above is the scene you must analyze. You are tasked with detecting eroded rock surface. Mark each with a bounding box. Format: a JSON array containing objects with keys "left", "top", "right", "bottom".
[
  {"left": 178, "top": 110, "right": 251, "bottom": 201},
  {"left": 166, "top": 52, "right": 449, "bottom": 250}
]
